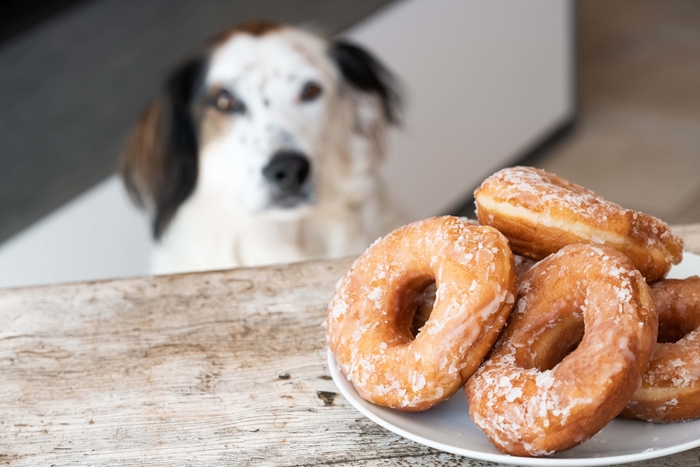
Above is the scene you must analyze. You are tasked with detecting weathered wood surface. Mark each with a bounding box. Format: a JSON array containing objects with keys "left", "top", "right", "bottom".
[{"left": 0, "top": 225, "right": 699, "bottom": 467}]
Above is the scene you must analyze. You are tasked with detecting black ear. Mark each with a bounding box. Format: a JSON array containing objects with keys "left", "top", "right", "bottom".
[
  {"left": 329, "top": 40, "right": 401, "bottom": 124},
  {"left": 120, "top": 56, "right": 206, "bottom": 240}
]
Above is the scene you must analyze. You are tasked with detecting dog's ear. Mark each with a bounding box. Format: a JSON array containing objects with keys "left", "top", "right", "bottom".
[
  {"left": 120, "top": 57, "right": 206, "bottom": 239},
  {"left": 329, "top": 40, "right": 401, "bottom": 125}
]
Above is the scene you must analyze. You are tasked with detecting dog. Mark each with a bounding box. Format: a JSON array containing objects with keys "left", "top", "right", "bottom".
[{"left": 121, "top": 20, "right": 405, "bottom": 274}]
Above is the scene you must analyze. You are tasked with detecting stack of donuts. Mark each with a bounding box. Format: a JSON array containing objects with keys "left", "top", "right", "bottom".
[{"left": 326, "top": 166, "right": 700, "bottom": 457}]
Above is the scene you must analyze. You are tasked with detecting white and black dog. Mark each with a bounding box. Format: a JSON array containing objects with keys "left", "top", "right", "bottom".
[{"left": 121, "top": 20, "right": 405, "bottom": 274}]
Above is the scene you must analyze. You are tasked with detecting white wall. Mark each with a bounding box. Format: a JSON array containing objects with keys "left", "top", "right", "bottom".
[
  {"left": 347, "top": 0, "right": 573, "bottom": 219},
  {"left": 0, "top": 178, "right": 150, "bottom": 288},
  {"left": 0, "top": 0, "right": 574, "bottom": 288}
]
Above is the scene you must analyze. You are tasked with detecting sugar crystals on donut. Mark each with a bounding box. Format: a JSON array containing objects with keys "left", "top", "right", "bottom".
[
  {"left": 326, "top": 165, "right": 695, "bottom": 457},
  {"left": 466, "top": 244, "right": 657, "bottom": 456},
  {"left": 621, "top": 276, "right": 700, "bottom": 422},
  {"left": 326, "top": 216, "right": 516, "bottom": 411},
  {"left": 474, "top": 166, "right": 683, "bottom": 282}
]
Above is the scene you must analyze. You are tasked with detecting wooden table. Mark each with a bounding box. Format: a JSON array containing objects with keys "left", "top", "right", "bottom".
[{"left": 1, "top": 225, "right": 700, "bottom": 466}]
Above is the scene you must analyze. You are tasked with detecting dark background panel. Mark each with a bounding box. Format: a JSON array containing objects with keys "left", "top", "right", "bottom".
[{"left": 1, "top": 0, "right": 91, "bottom": 44}]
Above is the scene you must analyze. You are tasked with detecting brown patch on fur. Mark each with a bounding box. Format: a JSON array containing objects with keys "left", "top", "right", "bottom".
[
  {"left": 120, "top": 98, "right": 167, "bottom": 206},
  {"left": 120, "top": 56, "right": 203, "bottom": 239},
  {"left": 197, "top": 107, "right": 234, "bottom": 149},
  {"left": 208, "top": 20, "right": 284, "bottom": 47},
  {"left": 193, "top": 86, "right": 235, "bottom": 147},
  {"left": 288, "top": 39, "right": 326, "bottom": 75}
]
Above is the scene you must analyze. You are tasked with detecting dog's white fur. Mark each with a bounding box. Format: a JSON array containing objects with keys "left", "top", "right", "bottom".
[{"left": 122, "top": 23, "right": 404, "bottom": 274}]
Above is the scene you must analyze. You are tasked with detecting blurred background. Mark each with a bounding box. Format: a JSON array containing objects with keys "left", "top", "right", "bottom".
[{"left": 0, "top": 0, "right": 698, "bottom": 288}]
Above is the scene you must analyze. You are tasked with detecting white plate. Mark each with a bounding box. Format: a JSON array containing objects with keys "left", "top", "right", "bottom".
[{"left": 328, "top": 252, "right": 700, "bottom": 466}]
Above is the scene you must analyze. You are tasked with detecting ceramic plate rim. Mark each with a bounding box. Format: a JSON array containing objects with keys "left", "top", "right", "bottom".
[{"left": 327, "top": 251, "right": 700, "bottom": 466}]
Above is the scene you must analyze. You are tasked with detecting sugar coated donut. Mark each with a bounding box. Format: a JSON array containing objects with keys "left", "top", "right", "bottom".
[
  {"left": 326, "top": 216, "right": 516, "bottom": 412},
  {"left": 474, "top": 166, "right": 683, "bottom": 282},
  {"left": 621, "top": 276, "right": 700, "bottom": 422},
  {"left": 466, "top": 244, "right": 657, "bottom": 456}
]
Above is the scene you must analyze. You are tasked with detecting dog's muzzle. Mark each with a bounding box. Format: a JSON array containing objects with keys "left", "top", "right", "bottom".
[{"left": 262, "top": 150, "right": 313, "bottom": 208}]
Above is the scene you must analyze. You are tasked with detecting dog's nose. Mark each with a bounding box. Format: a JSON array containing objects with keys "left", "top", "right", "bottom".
[{"left": 263, "top": 151, "right": 311, "bottom": 193}]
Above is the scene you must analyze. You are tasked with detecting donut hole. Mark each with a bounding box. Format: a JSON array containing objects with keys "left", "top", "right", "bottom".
[
  {"left": 658, "top": 321, "right": 696, "bottom": 344},
  {"left": 393, "top": 277, "right": 436, "bottom": 340},
  {"left": 410, "top": 281, "right": 437, "bottom": 338},
  {"left": 532, "top": 318, "right": 585, "bottom": 372}
]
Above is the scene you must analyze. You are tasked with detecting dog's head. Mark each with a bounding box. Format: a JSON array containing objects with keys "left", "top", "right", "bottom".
[{"left": 121, "top": 20, "right": 400, "bottom": 239}]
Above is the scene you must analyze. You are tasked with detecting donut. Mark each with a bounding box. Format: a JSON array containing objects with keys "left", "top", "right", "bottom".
[
  {"left": 326, "top": 216, "right": 517, "bottom": 412},
  {"left": 412, "top": 255, "right": 529, "bottom": 335},
  {"left": 474, "top": 166, "right": 683, "bottom": 282},
  {"left": 466, "top": 244, "right": 657, "bottom": 456},
  {"left": 621, "top": 276, "right": 700, "bottom": 422}
]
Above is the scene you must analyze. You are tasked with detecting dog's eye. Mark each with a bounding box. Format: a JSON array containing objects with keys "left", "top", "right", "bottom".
[
  {"left": 213, "top": 89, "right": 245, "bottom": 113},
  {"left": 300, "top": 81, "right": 323, "bottom": 102}
]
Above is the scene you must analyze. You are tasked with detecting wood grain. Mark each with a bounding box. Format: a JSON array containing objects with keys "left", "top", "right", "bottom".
[{"left": 1, "top": 225, "right": 700, "bottom": 466}]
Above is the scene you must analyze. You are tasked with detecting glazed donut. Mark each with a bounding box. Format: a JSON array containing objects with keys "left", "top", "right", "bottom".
[
  {"left": 326, "top": 216, "right": 517, "bottom": 412},
  {"left": 466, "top": 244, "right": 657, "bottom": 456},
  {"left": 621, "top": 276, "right": 700, "bottom": 422},
  {"left": 474, "top": 166, "right": 683, "bottom": 282}
]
